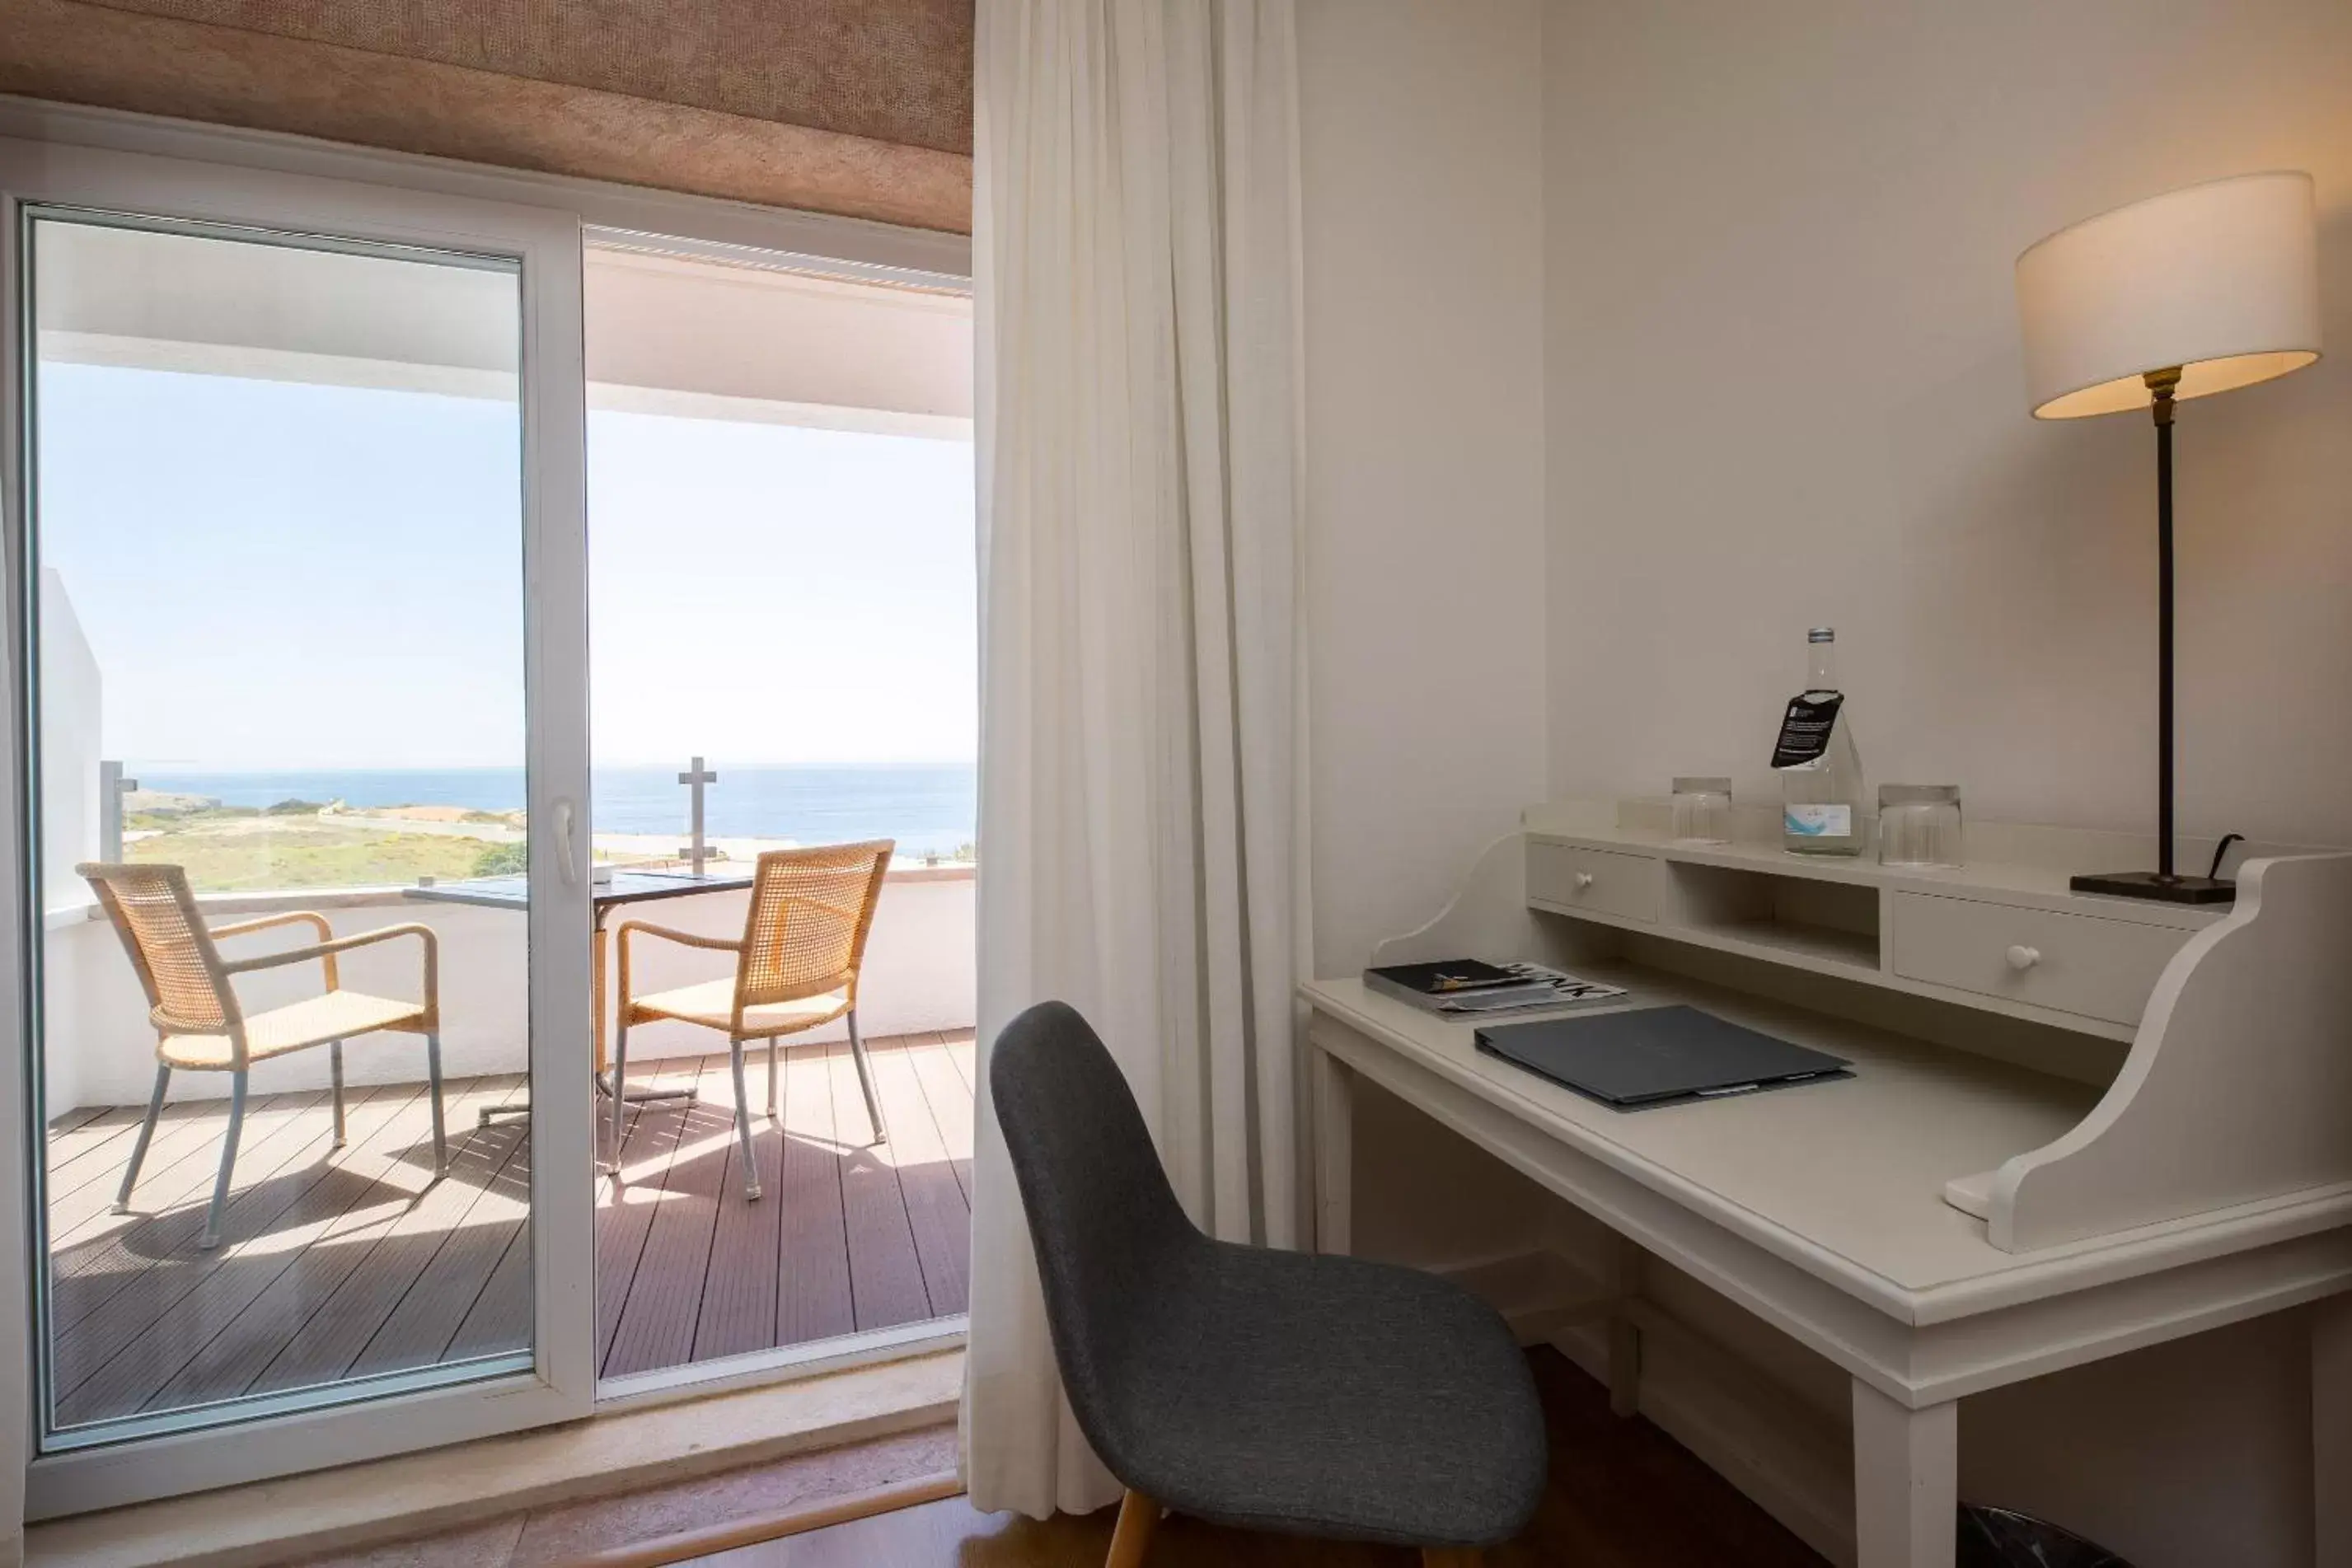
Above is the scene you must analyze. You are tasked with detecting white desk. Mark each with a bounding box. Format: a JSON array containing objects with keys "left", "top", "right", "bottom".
[{"left": 1301, "top": 803, "right": 2352, "bottom": 1568}]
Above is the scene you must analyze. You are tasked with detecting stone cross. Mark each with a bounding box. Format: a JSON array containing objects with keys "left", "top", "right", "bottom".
[{"left": 677, "top": 756, "right": 718, "bottom": 877}]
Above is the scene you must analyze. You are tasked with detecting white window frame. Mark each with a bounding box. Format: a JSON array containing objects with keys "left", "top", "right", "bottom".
[
  {"left": 574, "top": 220, "right": 975, "bottom": 1411},
  {"left": 1, "top": 136, "right": 597, "bottom": 1519},
  {"left": 0, "top": 96, "right": 975, "bottom": 1520}
]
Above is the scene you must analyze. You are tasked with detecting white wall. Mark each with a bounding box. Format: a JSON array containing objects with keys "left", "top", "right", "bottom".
[
  {"left": 43, "top": 873, "right": 974, "bottom": 1110},
  {"left": 1540, "top": 2, "right": 2352, "bottom": 1561},
  {"left": 585, "top": 248, "right": 972, "bottom": 421},
  {"left": 35, "top": 571, "right": 101, "bottom": 1119},
  {"left": 1297, "top": 0, "right": 1550, "bottom": 981},
  {"left": 1543, "top": 0, "right": 2352, "bottom": 845},
  {"left": 1292, "top": 0, "right": 1586, "bottom": 1285},
  {"left": 35, "top": 219, "right": 518, "bottom": 377}
]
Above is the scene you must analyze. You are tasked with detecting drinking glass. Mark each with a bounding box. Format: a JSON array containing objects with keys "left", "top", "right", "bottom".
[
  {"left": 1671, "top": 777, "right": 1734, "bottom": 844},
  {"left": 1879, "top": 784, "right": 1963, "bottom": 868}
]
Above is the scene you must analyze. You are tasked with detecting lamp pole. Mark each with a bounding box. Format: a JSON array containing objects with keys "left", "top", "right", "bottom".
[
  {"left": 2066, "top": 362, "right": 2233, "bottom": 902},
  {"left": 2149, "top": 365, "right": 2178, "bottom": 882}
]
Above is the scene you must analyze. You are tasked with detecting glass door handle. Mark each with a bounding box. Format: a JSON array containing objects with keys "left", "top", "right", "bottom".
[{"left": 554, "top": 799, "right": 579, "bottom": 885}]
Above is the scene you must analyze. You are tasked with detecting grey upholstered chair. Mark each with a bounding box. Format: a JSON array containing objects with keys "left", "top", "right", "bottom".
[{"left": 991, "top": 1000, "right": 1548, "bottom": 1568}]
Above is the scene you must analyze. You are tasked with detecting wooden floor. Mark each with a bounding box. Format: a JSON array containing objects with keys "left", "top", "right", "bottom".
[
  {"left": 41, "top": 1030, "right": 973, "bottom": 1429},
  {"left": 597, "top": 1030, "right": 976, "bottom": 1379},
  {"left": 674, "top": 1350, "right": 1827, "bottom": 1567}
]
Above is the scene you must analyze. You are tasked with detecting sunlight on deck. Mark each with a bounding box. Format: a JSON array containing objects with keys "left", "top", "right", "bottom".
[{"left": 42, "top": 1030, "right": 974, "bottom": 1428}]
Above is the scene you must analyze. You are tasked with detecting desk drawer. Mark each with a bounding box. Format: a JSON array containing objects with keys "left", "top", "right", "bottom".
[
  {"left": 1891, "top": 893, "right": 2192, "bottom": 1026},
  {"left": 1529, "top": 842, "right": 1661, "bottom": 924}
]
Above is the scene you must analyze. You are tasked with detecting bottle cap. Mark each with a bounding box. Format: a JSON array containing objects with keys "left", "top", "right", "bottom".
[{"left": 1808, "top": 627, "right": 1835, "bottom": 643}]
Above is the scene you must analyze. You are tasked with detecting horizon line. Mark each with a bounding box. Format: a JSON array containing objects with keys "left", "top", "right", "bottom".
[{"left": 125, "top": 758, "right": 979, "bottom": 774}]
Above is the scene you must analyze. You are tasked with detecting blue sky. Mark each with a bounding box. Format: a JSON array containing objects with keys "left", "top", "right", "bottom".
[{"left": 35, "top": 363, "right": 977, "bottom": 771}]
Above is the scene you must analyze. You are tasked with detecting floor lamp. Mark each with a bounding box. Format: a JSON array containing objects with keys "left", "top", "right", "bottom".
[{"left": 2016, "top": 171, "right": 2323, "bottom": 904}]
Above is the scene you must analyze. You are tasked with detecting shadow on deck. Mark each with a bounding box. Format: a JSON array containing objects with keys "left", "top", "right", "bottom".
[{"left": 42, "top": 1030, "right": 974, "bottom": 1431}]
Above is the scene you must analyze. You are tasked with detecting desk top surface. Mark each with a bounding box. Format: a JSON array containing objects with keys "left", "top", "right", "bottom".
[{"left": 1304, "top": 962, "right": 2350, "bottom": 1319}]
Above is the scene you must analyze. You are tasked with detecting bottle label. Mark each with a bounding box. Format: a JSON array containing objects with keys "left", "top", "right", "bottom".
[
  {"left": 1784, "top": 804, "right": 1853, "bottom": 839},
  {"left": 1771, "top": 694, "right": 1844, "bottom": 769}
]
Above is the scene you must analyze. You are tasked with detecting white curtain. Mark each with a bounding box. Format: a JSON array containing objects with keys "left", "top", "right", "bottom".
[{"left": 962, "top": 0, "right": 1310, "bottom": 1519}]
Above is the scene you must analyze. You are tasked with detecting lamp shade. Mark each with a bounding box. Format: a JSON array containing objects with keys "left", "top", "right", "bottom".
[{"left": 2017, "top": 171, "right": 2322, "bottom": 419}]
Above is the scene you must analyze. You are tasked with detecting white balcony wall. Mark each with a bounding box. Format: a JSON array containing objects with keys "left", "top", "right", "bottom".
[
  {"left": 36, "top": 570, "right": 105, "bottom": 1118},
  {"left": 41, "top": 869, "right": 974, "bottom": 1112}
]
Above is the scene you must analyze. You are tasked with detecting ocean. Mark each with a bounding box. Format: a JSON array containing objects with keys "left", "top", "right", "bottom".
[{"left": 134, "top": 764, "right": 978, "bottom": 859}]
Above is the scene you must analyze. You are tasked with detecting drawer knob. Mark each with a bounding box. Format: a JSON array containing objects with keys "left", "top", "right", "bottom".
[
  {"left": 2005, "top": 944, "right": 2041, "bottom": 971},
  {"left": 1574, "top": 872, "right": 1596, "bottom": 891}
]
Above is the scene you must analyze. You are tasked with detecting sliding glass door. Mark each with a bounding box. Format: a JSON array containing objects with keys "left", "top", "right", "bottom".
[{"left": 2, "top": 143, "right": 594, "bottom": 1514}]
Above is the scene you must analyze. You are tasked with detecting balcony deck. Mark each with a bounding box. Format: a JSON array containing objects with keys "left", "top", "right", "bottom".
[{"left": 42, "top": 1030, "right": 974, "bottom": 1432}]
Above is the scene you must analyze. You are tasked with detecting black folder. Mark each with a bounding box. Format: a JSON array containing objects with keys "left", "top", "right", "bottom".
[{"left": 1474, "top": 1005, "right": 1851, "bottom": 1110}]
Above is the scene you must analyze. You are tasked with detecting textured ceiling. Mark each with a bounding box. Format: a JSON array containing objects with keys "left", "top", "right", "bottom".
[
  {"left": 0, "top": 0, "right": 974, "bottom": 232},
  {"left": 70, "top": 0, "right": 974, "bottom": 153}
]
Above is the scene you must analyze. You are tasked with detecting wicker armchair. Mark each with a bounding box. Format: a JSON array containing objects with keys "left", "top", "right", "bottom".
[
  {"left": 78, "top": 862, "right": 445, "bottom": 1249},
  {"left": 612, "top": 840, "right": 893, "bottom": 1199}
]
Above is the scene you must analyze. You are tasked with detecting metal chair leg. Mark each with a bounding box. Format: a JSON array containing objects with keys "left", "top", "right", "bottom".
[
  {"left": 846, "top": 1009, "right": 887, "bottom": 1145},
  {"left": 766, "top": 1036, "right": 780, "bottom": 1118},
  {"left": 607, "top": 1020, "right": 628, "bottom": 1177},
  {"left": 425, "top": 1032, "right": 448, "bottom": 1178},
  {"left": 112, "top": 1064, "right": 171, "bottom": 1215},
  {"left": 199, "top": 1072, "right": 247, "bottom": 1250},
  {"left": 729, "top": 1038, "right": 763, "bottom": 1201},
  {"left": 329, "top": 1038, "right": 348, "bottom": 1146}
]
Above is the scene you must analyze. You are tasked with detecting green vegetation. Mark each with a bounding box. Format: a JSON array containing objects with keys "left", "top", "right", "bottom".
[
  {"left": 124, "top": 805, "right": 520, "bottom": 892},
  {"left": 471, "top": 840, "right": 529, "bottom": 877},
  {"left": 115, "top": 803, "right": 967, "bottom": 892}
]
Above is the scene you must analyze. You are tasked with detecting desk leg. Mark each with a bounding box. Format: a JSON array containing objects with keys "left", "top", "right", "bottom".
[
  {"left": 1605, "top": 1234, "right": 1643, "bottom": 1418},
  {"left": 1851, "top": 1380, "right": 1956, "bottom": 1568},
  {"left": 587, "top": 909, "right": 695, "bottom": 1112},
  {"left": 2317, "top": 1296, "right": 2352, "bottom": 1568},
  {"left": 1310, "top": 1047, "right": 1352, "bottom": 1257},
  {"left": 593, "top": 914, "right": 608, "bottom": 1077}
]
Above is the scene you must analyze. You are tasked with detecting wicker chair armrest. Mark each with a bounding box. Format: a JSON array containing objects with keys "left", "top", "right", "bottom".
[
  {"left": 208, "top": 910, "right": 339, "bottom": 985},
  {"left": 614, "top": 920, "right": 743, "bottom": 1013},
  {"left": 208, "top": 910, "right": 335, "bottom": 944},
  {"left": 612, "top": 920, "right": 743, "bottom": 953},
  {"left": 219, "top": 923, "right": 438, "bottom": 1008}
]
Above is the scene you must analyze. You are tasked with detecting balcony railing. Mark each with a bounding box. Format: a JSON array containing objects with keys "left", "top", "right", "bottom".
[{"left": 40, "top": 757, "right": 978, "bottom": 1427}]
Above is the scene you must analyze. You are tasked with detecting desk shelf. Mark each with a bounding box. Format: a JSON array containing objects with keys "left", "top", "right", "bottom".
[
  {"left": 1666, "top": 860, "right": 1881, "bottom": 975},
  {"left": 1525, "top": 802, "right": 2227, "bottom": 1043},
  {"left": 1474, "top": 799, "right": 2352, "bottom": 1257}
]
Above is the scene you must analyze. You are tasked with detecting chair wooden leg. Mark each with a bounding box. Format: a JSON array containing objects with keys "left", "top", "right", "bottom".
[
  {"left": 424, "top": 1032, "right": 448, "bottom": 1177},
  {"left": 846, "top": 1008, "right": 888, "bottom": 1144},
  {"left": 729, "top": 1038, "right": 763, "bottom": 1201},
  {"left": 112, "top": 1064, "right": 170, "bottom": 1215},
  {"left": 199, "top": 1071, "right": 247, "bottom": 1250},
  {"left": 329, "top": 1039, "right": 348, "bottom": 1146},
  {"left": 1105, "top": 1491, "right": 1159, "bottom": 1568}
]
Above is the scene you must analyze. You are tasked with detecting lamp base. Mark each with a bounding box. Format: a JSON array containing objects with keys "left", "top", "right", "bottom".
[{"left": 2069, "top": 869, "right": 2237, "bottom": 906}]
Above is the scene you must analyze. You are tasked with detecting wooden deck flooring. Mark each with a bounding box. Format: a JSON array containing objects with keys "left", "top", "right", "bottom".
[{"left": 42, "top": 1030, "right": 974, "bottom": 1430}]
